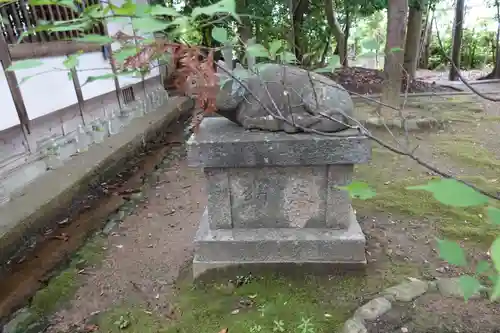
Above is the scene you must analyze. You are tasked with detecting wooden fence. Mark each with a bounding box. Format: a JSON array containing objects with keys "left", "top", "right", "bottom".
[{"left": 0, "top": 0, "right": 106, "bottom": 59}]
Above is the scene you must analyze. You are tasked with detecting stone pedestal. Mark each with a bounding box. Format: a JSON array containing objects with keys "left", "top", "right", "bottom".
[{"left": 187, "top": 118, "right": 372, "bottom": 278}]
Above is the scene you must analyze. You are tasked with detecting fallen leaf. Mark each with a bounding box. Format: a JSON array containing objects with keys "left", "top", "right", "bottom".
[
  {"left": 84, "top": 324, "right": 99, "bottom": 332},
  {"left": 219, "top": 329, "right": 229, "bottom": 333}
]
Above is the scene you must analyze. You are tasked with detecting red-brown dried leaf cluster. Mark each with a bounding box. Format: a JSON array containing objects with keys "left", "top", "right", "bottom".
[{"left": 112, "top": 32, "right": 220, "bottom": 131}]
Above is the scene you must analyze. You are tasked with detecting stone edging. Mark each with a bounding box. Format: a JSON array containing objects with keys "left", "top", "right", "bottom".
[
  {"left": 360, "top": 116, "right": 441, "bottom": 131},
  {"left": 342, "top": 277, "right": 484, "bottom": 333}
]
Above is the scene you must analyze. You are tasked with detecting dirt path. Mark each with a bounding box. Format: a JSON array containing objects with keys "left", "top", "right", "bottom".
[
  {"left": 47, "top": 120, "right": 206, "bottom": 333},
  {"left": 30, "top": 86, "right": 500, "bottom": 333}
]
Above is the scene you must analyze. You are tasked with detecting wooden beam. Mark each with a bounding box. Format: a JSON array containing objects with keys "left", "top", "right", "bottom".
[
  {"left": 0, "top": 34, "right": 31, "bottom": 136},
  {"left": 9, "top": 41, "right": 102, "bottom": 60}
]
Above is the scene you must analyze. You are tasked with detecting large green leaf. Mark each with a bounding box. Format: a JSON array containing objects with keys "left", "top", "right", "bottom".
[
  {"left": 361, "top": 38, "right": 379, "bottom": 50},
  {"left": 114, "top": 47, "right": 140, "bottom": 63},
  {"left": 337, "top": 181, "right": 376, "bottom": 200},
  {"left": 269, "top": 39, "right": 284, "bottom": 58},
  {"left": 211, "top": 26, "right": 229, "bottom": 43},
  {"left": 487, "top": 206, "right": 500, "bottom": 225},
  {"left": 476, "top": 260, "right": 491, "bottom": 275},
  {"left": 63, "top": 53, "right": 81, "bottom": 69},
  {"left": 490, "top": 277, "right": 500, "bottom": 301},
  {"left": 279, "top": 51, "right": 297, "bottom": 64},
  {"left": 436, "top": 238, "right": 467, "bottom": 266},
  {"left": 407, "top": 178, "right": 489, "bottom": 207},
  {"left": 246, "top": 43, "right": 270, "bottom": 58},
  {"left": 458, "top": 275, "right": 482, "bottom": 301},
  {"left": 491, "top": 237, "right": 500, "bottom": 273},
  {"left": 74, "top": 34, "right": 113, "bottom": 45},
  {"left": 132, "top": 17, "right": 169, "bottom": 33},
  {"left": 7, "top": 59, "right": 44, "bottom": 71},
  {"left": 150, "top": 5, "right": 181, "bottom": 16},
  {"left": 29, "top": 0, "right": 78, "bottom": 12},
  {"left": 191, "top": 0, "right": 239, "bottom": 22}
]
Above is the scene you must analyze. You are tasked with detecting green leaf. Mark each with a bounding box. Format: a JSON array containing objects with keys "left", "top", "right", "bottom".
[
  {"left": 82, "top": 73, "right": 117, "bottom": 85},
  {"left": 7, "top": 59, "right": 44, "bottom": 71},
  {"left": 246, "top": 43, "right": 270, "bottom": 58},
  {"left": 436, "top": 238, "right": 467, "bottom": 266},
  {"left": 67, "top": 71, "right": 73, "bottom": 81},
  {"left": 358, "top": 51, "right": 377, "bottom": 58},
  {"left": 491, "top": 237, "right": 500, "bottom": 273},
  {"left": 110, "top": 0, "right": 137, "bottom": 16},
  {"left": 269, "top": 39, "right": 284, "bottom": 58},
  {"left": 191, "top": 0, "right": 239, "bottom": 22},
  {"left": 389, "top": 47, "right": 403, "bottom": 53},
  {"left": 458, "top": 275, "right": 482, "bottom": 301},
  {"left": 337, "top": 181, "right": 376, "bottom": 200},
  {"left": 490, "top": 276, "right": 500, "bottom": 301},
  {"left": 211, "top": 26, "right": 229, "bottom": 43},
  {"left": 279, "top": 51, "right": 297, "bottom": 64},
  {"left": 406, "top": 178, "right": 489, "bottom": 208},
  {"left": 150, "top": 5, "right": 181, "bottom": 16},
  {"left": 63, "top": 53, "right": 80, "bottom": 69},
  {"left": 114, "top": 47, "right": 140, "bottom": 63},
  {"left": 134, "top": 3, "right": 153, "bottom": 17},
  {"left": 487, "top": 206, "right": 500, "bottom": 225},
  {"left": 132, "top": 17, "right": 169, "bottom": 33},
  {"left": 476, "top": 260, "right": 491, "bottom": 275},
  {"left": 328, "top": 55, "right": 341, "bottom": 68},
  {"left": 361, "top": 38, "right": 379, "bottom": 50},
  {"left": 74, "top": 34, "right": 113, "bottom": 45}
]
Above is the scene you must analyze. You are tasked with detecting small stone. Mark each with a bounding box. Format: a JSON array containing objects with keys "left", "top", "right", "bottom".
[
  {"left": 436, "top": 277, "right": 481, "bottom": 300},
  {"left": 354, "top": 297, "right": 392, "bottom": 321},
  {"left": 147, "top": 213, "right": 154, "bottom": 218},
  {"left": 401, "top": 327, "right": 408, "bottom": 333},
  {"left": 343, "top": 317, "right": 367, "bottom": 333},
  {"left": 382, "top": 279, "right": 429, "bottom": 302}
]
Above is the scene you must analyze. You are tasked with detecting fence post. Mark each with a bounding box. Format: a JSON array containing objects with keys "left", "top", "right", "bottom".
[{"left": 0, "top": 33, "right": 32, "bottom": 151}]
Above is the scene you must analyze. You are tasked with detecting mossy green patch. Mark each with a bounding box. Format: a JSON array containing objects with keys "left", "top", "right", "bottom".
[
  {"left": 96, "top": 306, "right": 167, "bottom": 333},
  {"left": 353, "top": 148, "right": 498, "bottom": 245},
  {"left": 97, "top": 270, "right": 410, "bottom": 333},
  {"left": 30, "top": 235, "right": 106, "bottom": 316},
  {"left": 437, "top": 136, "right": 500, "bottom": 173}
]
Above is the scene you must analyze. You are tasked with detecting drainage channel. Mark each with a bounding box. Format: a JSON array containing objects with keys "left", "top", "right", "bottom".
[{"left": 0, "top": 113, "right": 191, "bottom": 321}]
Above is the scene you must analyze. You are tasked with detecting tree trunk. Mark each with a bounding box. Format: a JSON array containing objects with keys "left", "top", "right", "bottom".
[
  {"left": 325, "top": 0, "right": 346, "bottom": 66},
  {"left": 418, "top": 9, "right": 433, "bottom": 69},
  {"left": 480, "top": 0, "right": 500, "bottom": 79},
  {"left": 236, "top": 0, "right": 252, "bottom": 62},
  {"left": 449, "top": 0, "right": 465, "bottom": 81},
  {"left": 343, "top": 5, "right": 350, "bottom": 66},
  {"left": 320, "top": 36, "right": 331, "bottom": 66},
  {"left": 289, "top": 0, "right": 308, "bottom": 62},
  {"left": 403, "top": 1, "right": 426, "bottom": 80},
  {"left": 380, "top": 0, "right": 409, "bottom": 118}
]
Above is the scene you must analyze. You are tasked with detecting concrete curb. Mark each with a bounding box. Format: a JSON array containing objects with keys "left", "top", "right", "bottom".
[
  {"left": 342, "top": 277, "right": 485, "bottom": 333},
  {"left": 0, "top": 96, "right": 194, "bottom": 268}
]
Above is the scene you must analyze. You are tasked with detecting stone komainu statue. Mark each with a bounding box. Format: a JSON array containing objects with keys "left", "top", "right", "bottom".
[{"left": 212, "top": 62, "right": 354, "bottom": 133}]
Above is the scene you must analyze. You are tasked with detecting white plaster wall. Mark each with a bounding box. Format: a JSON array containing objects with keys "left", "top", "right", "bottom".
[
  {"left": 77, "top": 52, "right": 117, "bottom": 100},
  {"left": 0, "top": 62, "right": 22, "bottom": 131},
  {"left": 0, "top": 0, "right": 162, "bottom": 132}
]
